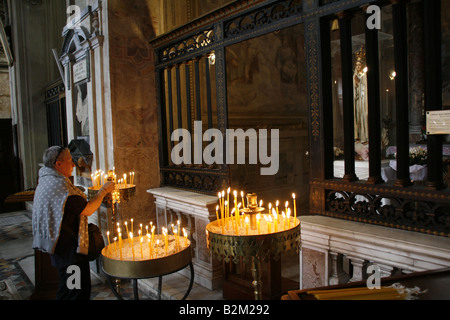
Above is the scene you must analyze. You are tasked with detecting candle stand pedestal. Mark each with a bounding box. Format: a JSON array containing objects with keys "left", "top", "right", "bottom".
[
  {"left": 206, "top": 220, "right": 300, "bottom": 300},
  {"left": 101, "top": 241, "right": 194, "bottom": 300},
  {"left": 88, "top": 185, "right": 136, "bottom": 295}
]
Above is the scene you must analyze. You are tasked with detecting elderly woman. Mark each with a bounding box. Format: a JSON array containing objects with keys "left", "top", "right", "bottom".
[{"left": 32, "top": 146, "right": 114, "bottom": 300}]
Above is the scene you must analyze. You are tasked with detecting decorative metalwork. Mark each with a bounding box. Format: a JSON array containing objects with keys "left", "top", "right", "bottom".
[
  {"left": 325, "top": 189, "right": 450, "bottom": 237},
  {"left": 157, "top": 29, "right": 215, "bottom": 64},
  {"left": 223, "top": 0, "right": 303, "bottom": 39},
  {"left": 161, "top": 168, "right": 228, "bottom": 195},
  {"left": 206, "top": 219, "right": 300, "bottom": 300},
  {"left": 305, "top": 19, "right": 320, "bottom": 141},
  {"left": 206, "top": 222, "right": 300, "bottom": 265},
  {"left": 151, "top": 0, "right": 450, "bottom": 239}
]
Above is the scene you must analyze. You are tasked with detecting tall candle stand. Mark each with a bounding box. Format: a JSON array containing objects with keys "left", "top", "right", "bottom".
[
  {"left": 206, "top": 193, "right": 300, "bottom": 300},
  {"left": 88, "top": 181, "right": 136, "bottom": 295}
]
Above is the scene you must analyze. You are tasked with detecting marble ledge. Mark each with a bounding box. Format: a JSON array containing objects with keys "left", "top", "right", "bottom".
[
  {"left": 147, "top": 187, "right": 218, "bottom": 217},
  {"left": 300, "top": 215, "right": 450, "bottom": 271}
]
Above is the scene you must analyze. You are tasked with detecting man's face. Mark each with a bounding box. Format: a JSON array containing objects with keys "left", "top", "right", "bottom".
[{"left": 55, "top": 149, "right": 75, "bottom": 178}]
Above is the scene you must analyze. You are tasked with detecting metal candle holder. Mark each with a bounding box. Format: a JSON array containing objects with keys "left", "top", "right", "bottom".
[
  {"left": 88, "top": 184, "right": 136, "bottom": 295},
  {"left": 206, "top": 193, "right": 300, "bottom": 300}
]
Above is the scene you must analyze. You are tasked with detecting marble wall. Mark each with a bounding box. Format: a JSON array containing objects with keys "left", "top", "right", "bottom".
[
  {"left": 106, "top": 0, "right": 160, "bottom": 226},
  {"left": 0, "top": 72, "right": 10, "bottom": 118}
]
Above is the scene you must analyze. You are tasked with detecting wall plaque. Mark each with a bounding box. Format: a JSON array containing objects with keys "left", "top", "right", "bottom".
[
  {"left": 426, "top": 110, "right": 450, "bottom": 135},
  {"left": 73, "top": 59, "right": 88, "bottom": 83}
]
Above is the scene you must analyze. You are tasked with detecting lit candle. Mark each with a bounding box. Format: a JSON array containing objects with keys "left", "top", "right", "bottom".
[
  {"left": 266, "top": 215, "right": 272, "bottom": 233},
  {"left": 287, "top": 208, "right": 291, "bottom": 229},
  {"left": 215, "top": 205, "right": 220, "bottom": 226},
  {"left": 237, "top": 202, "right": 242, "bottom": 226},
  {"left": 113, "top": 237, "right": 117, "bottom": 256},
  {"left": 233, "top": 190, "right": 238, "bottom": 227},
  {"left": 245, "top": 216, "right": 249, "bottom": 235},
  {"left": 140, "top": 223, "right": 143, "bottom": 237},
  {"left": 225, "top": 200, "right": 229, "bottom": 230},
  {"left": 227, "top": 188, "right": 230, "bottom": 229},
  {"left": 177, "top": 220, "right": 181, "bottom": 251},
  {"left": 130, "top": 232, "right": 135, "bottom": 260},
  {"left": 292, "top": 193, "right": 297, "bottom": 219},
  {"left": 151, "top": 225, "right": 155, "bottom": 247},
  {"left": 118, "top": 232, "right": 123, "bottom": 260},
  {"left": 221, "top": 191, "right": 225, "bottom": 226},
  {"left": 131, "top": 218, "right": 134, "bottom": 236},
  {"left": 256, "top": 213, "right": 261, "bottom": 234},
  {"left": 163, "top": 228, "right": 168, "bottom": 255},
  {"left": 241, "top": 191, "right": 245, "bottom": 209},
  {"left": 272, "top": 208, "right": 278, "bottom": 232},
  {"left": 276, "top": 200, "right": 279, "bottom": 216},
  {"left": 219, "top": 200, "right": 224, "bottom": 233},
  {"left": 140, "top": 235, "right": 143, "bottom": 259},
  {"left": 124, "top": 221, "right": 129, "bottom": 238},
  {"left": 124, "top": 173, "right": 127, "bottom": 186},
  {"left": 147, "top": 233, "right": 152, "bottom": 259},
  {"left": 282, "top": 211, "right": 286, "bottom": 230}
]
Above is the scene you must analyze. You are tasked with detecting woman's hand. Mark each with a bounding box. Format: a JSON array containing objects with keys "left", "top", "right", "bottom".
[
  {"left": 81, "top": 181, "right": 116, "bottom": 217},
  {"left": 99, "top": 181, "right": 115, "bottom": 196}
]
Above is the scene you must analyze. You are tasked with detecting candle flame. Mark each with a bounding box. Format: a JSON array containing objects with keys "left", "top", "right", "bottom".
[{"left": 292, "top": 193, "right": 296, "bottom": 199}]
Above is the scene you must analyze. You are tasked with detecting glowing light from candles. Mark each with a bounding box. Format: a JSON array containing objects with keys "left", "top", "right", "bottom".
[
  {"left": 245, "top": 216, "right": 249, "bottom": 235},
  {"left": 256, "top": 213, "right": 261, "bottom": 234},
  {"left": 292, "top": 193, "right": 297, "bottom": 219}
]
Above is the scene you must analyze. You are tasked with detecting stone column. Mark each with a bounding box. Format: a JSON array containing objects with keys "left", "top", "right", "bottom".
[
  {"left": 328, "top": 252, "right": 350, "bottom": 285},
  {"left": 348, "top": 256, "right": 366, "bottom": 282}
]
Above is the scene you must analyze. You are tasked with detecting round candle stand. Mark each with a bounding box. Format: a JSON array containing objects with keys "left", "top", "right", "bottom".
[
  {"left": 89, "top": 185, "right": 136, "bottom": 295},
  {"left": 206, "top": 220, "right": 300, "bottom": 300},
  {"left": 101, "top": 239, "right": 194, "bottom": 300}
]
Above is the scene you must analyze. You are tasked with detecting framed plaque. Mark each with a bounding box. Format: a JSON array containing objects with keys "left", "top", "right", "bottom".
[
  {"left": 426, "top": 111, "right": 450, "bottom": 135},
  {"left": 73, "top": 59, "right": 88, "bottom": 83}
]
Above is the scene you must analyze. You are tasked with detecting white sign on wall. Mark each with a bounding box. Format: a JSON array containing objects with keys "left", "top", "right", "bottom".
[
  {"left": 426, "top": 110, "right": 450, "bottom": 135},
  {"left": 73, "top": 59, "right": 88, "bottom": 83}
]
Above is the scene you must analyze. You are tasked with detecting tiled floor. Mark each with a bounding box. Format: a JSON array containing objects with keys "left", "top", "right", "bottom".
[
  {"left": 0, "top": 210, "right": 299, "bottom": 301},
  {"left": 0, "top": 210, "right": 220, "bottom": 300}
]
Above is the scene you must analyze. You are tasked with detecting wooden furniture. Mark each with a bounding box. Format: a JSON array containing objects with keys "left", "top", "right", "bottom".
[
  {"left": 29, "top": 250, "right": 59, "bottom": 300},
  {"left": 282, "top": 268, "right": 450, "bottom": 300}
]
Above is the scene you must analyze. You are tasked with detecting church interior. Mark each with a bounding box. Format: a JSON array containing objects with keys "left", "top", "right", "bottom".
[{"left": 0, "top": 0, "right": 449, "bottom": 302}]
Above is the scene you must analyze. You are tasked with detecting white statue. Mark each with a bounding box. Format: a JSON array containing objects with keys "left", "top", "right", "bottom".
[{"left": 353, "top": 47, "right": 369, "bottom": 144}]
